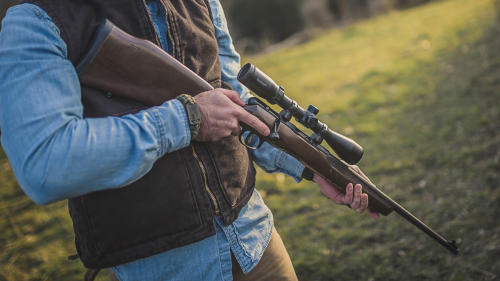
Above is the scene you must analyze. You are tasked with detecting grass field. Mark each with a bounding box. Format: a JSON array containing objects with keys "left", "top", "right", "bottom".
[{"left": 1, "top": 0, "right": 500, "bottom": 280}]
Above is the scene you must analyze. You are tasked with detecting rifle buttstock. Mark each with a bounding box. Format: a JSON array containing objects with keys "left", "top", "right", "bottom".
[{"left": 77, "top": 19, "right": 213, "bottom": 106}]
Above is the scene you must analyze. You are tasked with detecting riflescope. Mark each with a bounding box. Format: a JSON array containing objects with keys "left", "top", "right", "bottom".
[{"left": 238, "top": 63, "right": 364, "bottom": 165}]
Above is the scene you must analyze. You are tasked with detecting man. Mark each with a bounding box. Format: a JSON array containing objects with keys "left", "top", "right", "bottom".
[{"left": 0, "top": 0, "right": 378, "bottom": 280}]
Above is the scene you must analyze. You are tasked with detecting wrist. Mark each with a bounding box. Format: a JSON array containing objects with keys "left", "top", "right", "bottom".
[
  {"left": 301, "top": 166, "right": 315, "bottom": 181},
  {"left": 176, "top": 94, "right": 201, "bottom": 141}
]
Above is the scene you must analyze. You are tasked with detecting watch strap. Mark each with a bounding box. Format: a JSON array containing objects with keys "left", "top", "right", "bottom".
[{"left": 176, "top": 94, "right": 201, "bottom": 141}]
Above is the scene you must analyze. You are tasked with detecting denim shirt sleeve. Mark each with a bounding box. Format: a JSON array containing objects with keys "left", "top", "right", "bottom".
[
  {"left": 208, "top": 0, "right": 305, "bottom": 182},
  {"left": 0, "top": 4, "right": 191, "bottom": 205}
]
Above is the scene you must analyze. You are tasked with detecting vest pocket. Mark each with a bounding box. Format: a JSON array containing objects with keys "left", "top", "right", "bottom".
[
  {"left": 79, "top": 149, "right": 204, "bottom": 255},
  {"left": 208, "top": 136, "right": 256, "bottom": 207}
]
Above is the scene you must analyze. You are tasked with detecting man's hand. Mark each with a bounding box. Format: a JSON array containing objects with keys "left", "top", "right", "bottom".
[
  {"left": 313, "top": 166, "right": 380, "bottom": 219},
  {"left": 193, "top": 88, "right": 270, "bottom": 142}
]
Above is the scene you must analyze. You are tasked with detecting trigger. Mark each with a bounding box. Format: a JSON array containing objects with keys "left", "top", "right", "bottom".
[
  {"left": 245, "top": 133, "right": 256, "bottom": 146},
  {"left": 244, "top": 132, "right": 262, "bottom": 150}
]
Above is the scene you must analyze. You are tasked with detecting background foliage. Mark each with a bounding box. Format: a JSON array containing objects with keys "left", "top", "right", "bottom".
[
  {"left": 1, "top": 0, "right": 500, "bottom": 280},
  {"left": 221, "top": 0, "right": 439, "bottom": 53},
  {"left": 1, "top": 0, "right": 440, "bottom": 49},
  {"left": 224, "top": 0, "right": 304, "bottom": 42}
]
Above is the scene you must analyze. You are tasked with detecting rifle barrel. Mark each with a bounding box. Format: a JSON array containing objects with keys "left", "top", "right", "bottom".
[
  {"left": 393, "top": 204, "right": 459, "bottom": 255},
  {"left": 371, "top": 184, "right": 459, "bottom": 255}
]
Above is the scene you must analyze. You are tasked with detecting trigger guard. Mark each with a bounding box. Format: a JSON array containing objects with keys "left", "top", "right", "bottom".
[
  {"left": 238, "top": 129, "right": 249, "bottom": 147},
  {"left": 239, "top": 131, "right": 262, "bottom": 150}
]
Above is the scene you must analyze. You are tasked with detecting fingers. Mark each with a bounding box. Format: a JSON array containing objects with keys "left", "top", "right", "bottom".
[
  {"left": 219, "top": 89, "right": 245, "bottom": 106},
  {"left": 237, "top": 108, "right": 270, "bottom": 136},
  {"left": 315, "top": 175, "right": 379, "bottom": 219},
  {"left": 218, "top": 89, "right": 269, "bottom": 136},
  {"left": 343, "top": 183, "right": 354, "bottom": 205},
  {"left": 346, "top": 167, "right": 379, "bottom": 219},
  {"left": 350, "top": 184, "right": 362, "bottom": 210},
  {"left": 357, "top": 194, "right": 368, "bottom": 214},
  {"left": 215, "top": 89, "right": 269, "bottom": 136},
  {"left": 345, "top": 183, "right": 369, "bottom": 215}
]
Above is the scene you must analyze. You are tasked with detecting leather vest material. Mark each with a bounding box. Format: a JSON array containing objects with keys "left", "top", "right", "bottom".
[{"left": 20, "top": 0, "right": 256, "bottom": 269}]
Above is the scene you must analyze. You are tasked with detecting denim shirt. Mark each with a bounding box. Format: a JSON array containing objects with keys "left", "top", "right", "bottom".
[{"left": 0, "top": 1, "right": 305, "bottom": 279}]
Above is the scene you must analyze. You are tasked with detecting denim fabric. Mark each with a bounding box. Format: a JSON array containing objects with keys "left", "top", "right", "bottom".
[
  {"left": 0, "top": 1, "right": 304, "bottom": 279},
  {"left": 146, "top": 0, "right": 173, "bottom": 55},
  {"left": 112, "top": 189, "right": 273, "bottom": 280},
  {"left": 208, "top": 0, "right": 252, "bottom": 103},
  {"left": 0, "top": 4, "right": 191, "bottom": 205}
]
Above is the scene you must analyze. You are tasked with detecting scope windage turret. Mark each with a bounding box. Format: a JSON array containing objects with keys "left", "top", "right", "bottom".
[{"left": 238, "top": 63, "right": 364, "bottom": 165}]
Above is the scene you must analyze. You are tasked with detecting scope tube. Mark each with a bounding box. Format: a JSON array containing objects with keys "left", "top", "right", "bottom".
[
  {"left": 238, "top": 63, "right": 364, "bottom": 164},
  {"left": 238, "top": 63, "right": 294, "bottom": 109}
]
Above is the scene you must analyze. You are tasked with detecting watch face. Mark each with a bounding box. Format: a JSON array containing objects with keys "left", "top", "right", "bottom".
[{"left": 187, "top": 103, "right": 201, "bottom": 125}]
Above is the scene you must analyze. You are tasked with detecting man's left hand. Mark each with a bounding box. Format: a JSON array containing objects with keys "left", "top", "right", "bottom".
[{"left": 313, "top": 167, "right": 380, "bottom": 219}]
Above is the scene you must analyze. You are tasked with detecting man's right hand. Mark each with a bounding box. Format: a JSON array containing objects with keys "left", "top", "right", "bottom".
[{"left": 193, "top": 88, "right": 270, "bottom": 142}]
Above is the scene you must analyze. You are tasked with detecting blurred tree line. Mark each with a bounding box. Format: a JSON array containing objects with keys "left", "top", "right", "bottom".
[
  {"left": 2, "top": 0, "right": 434, "bottom": 39},
  {"left": 1, "top": 0, "right": 500, "bottom": 52},
  {"left": 221, "top": 0, "right": 441, "bottom": 53}
]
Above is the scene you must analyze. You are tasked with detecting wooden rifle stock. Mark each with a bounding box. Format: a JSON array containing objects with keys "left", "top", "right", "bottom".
[
  {"left": 77, "top": 19, "right": 459, "bottom": 255},
  {"left": 77, "top": 19, "right": 213, "bottom": 106}
]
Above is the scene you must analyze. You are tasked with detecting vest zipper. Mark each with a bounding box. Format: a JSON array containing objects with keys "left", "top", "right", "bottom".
[
  {"left": 144, "top": 1, "right": 219, "bottom": 216},
  {"left": 141, "top": 0, "right": 162, "bottom": 47},
  {"left": 159, "top": 0, "right": 177, "bottom": 59},
  {"left": 190, "top": 145, "right": 220, "bottom": 215}
]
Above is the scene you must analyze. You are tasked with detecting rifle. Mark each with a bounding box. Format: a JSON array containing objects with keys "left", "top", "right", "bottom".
[{"left": 77, "top": 19, "right": 459, "bottom": 255}]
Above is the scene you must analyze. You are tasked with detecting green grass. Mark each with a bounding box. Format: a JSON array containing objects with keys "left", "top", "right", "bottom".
[
  {"left": 252, "top": 0, "right": 500, "bottom": 280},
  {"left": 1, "top": 0, "right": 500, "bottom": 280}
]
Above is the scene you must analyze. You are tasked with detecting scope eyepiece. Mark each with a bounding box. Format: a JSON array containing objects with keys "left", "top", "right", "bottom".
[
  {"left": 238, "top": 63, "right": 282, "bottom": 105},
  {"left": 237, "top": 63, "right": 255, "bottom": 84}
]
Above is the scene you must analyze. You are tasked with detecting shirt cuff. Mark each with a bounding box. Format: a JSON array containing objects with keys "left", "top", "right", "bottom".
[
  {"left": 240, "top": 88, "right": 253, "bottom": 103},
  {"left": 150, "top": 99, "right": 191, "bottom": 157},
  {"left": 275, "top": 150, "right": 306, "bottom": 183}
]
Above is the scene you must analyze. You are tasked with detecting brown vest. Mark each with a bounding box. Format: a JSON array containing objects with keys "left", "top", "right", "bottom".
[{"left": 20, "top": 0, "right": 256, "bottom": 269}]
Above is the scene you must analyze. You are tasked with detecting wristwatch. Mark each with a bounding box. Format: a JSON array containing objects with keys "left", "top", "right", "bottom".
[{"left": 176, "top": 94, "right": 201, "bottom": 141}]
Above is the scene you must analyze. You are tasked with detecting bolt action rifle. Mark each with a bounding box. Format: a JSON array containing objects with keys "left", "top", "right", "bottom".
[{"left": 76, "top": 19, "right": 459, "bottom": 255}]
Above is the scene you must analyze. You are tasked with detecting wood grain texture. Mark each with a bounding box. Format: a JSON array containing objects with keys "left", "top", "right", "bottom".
[{"left": 80, "top": 25, "right": 214, "bottom": 106}]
